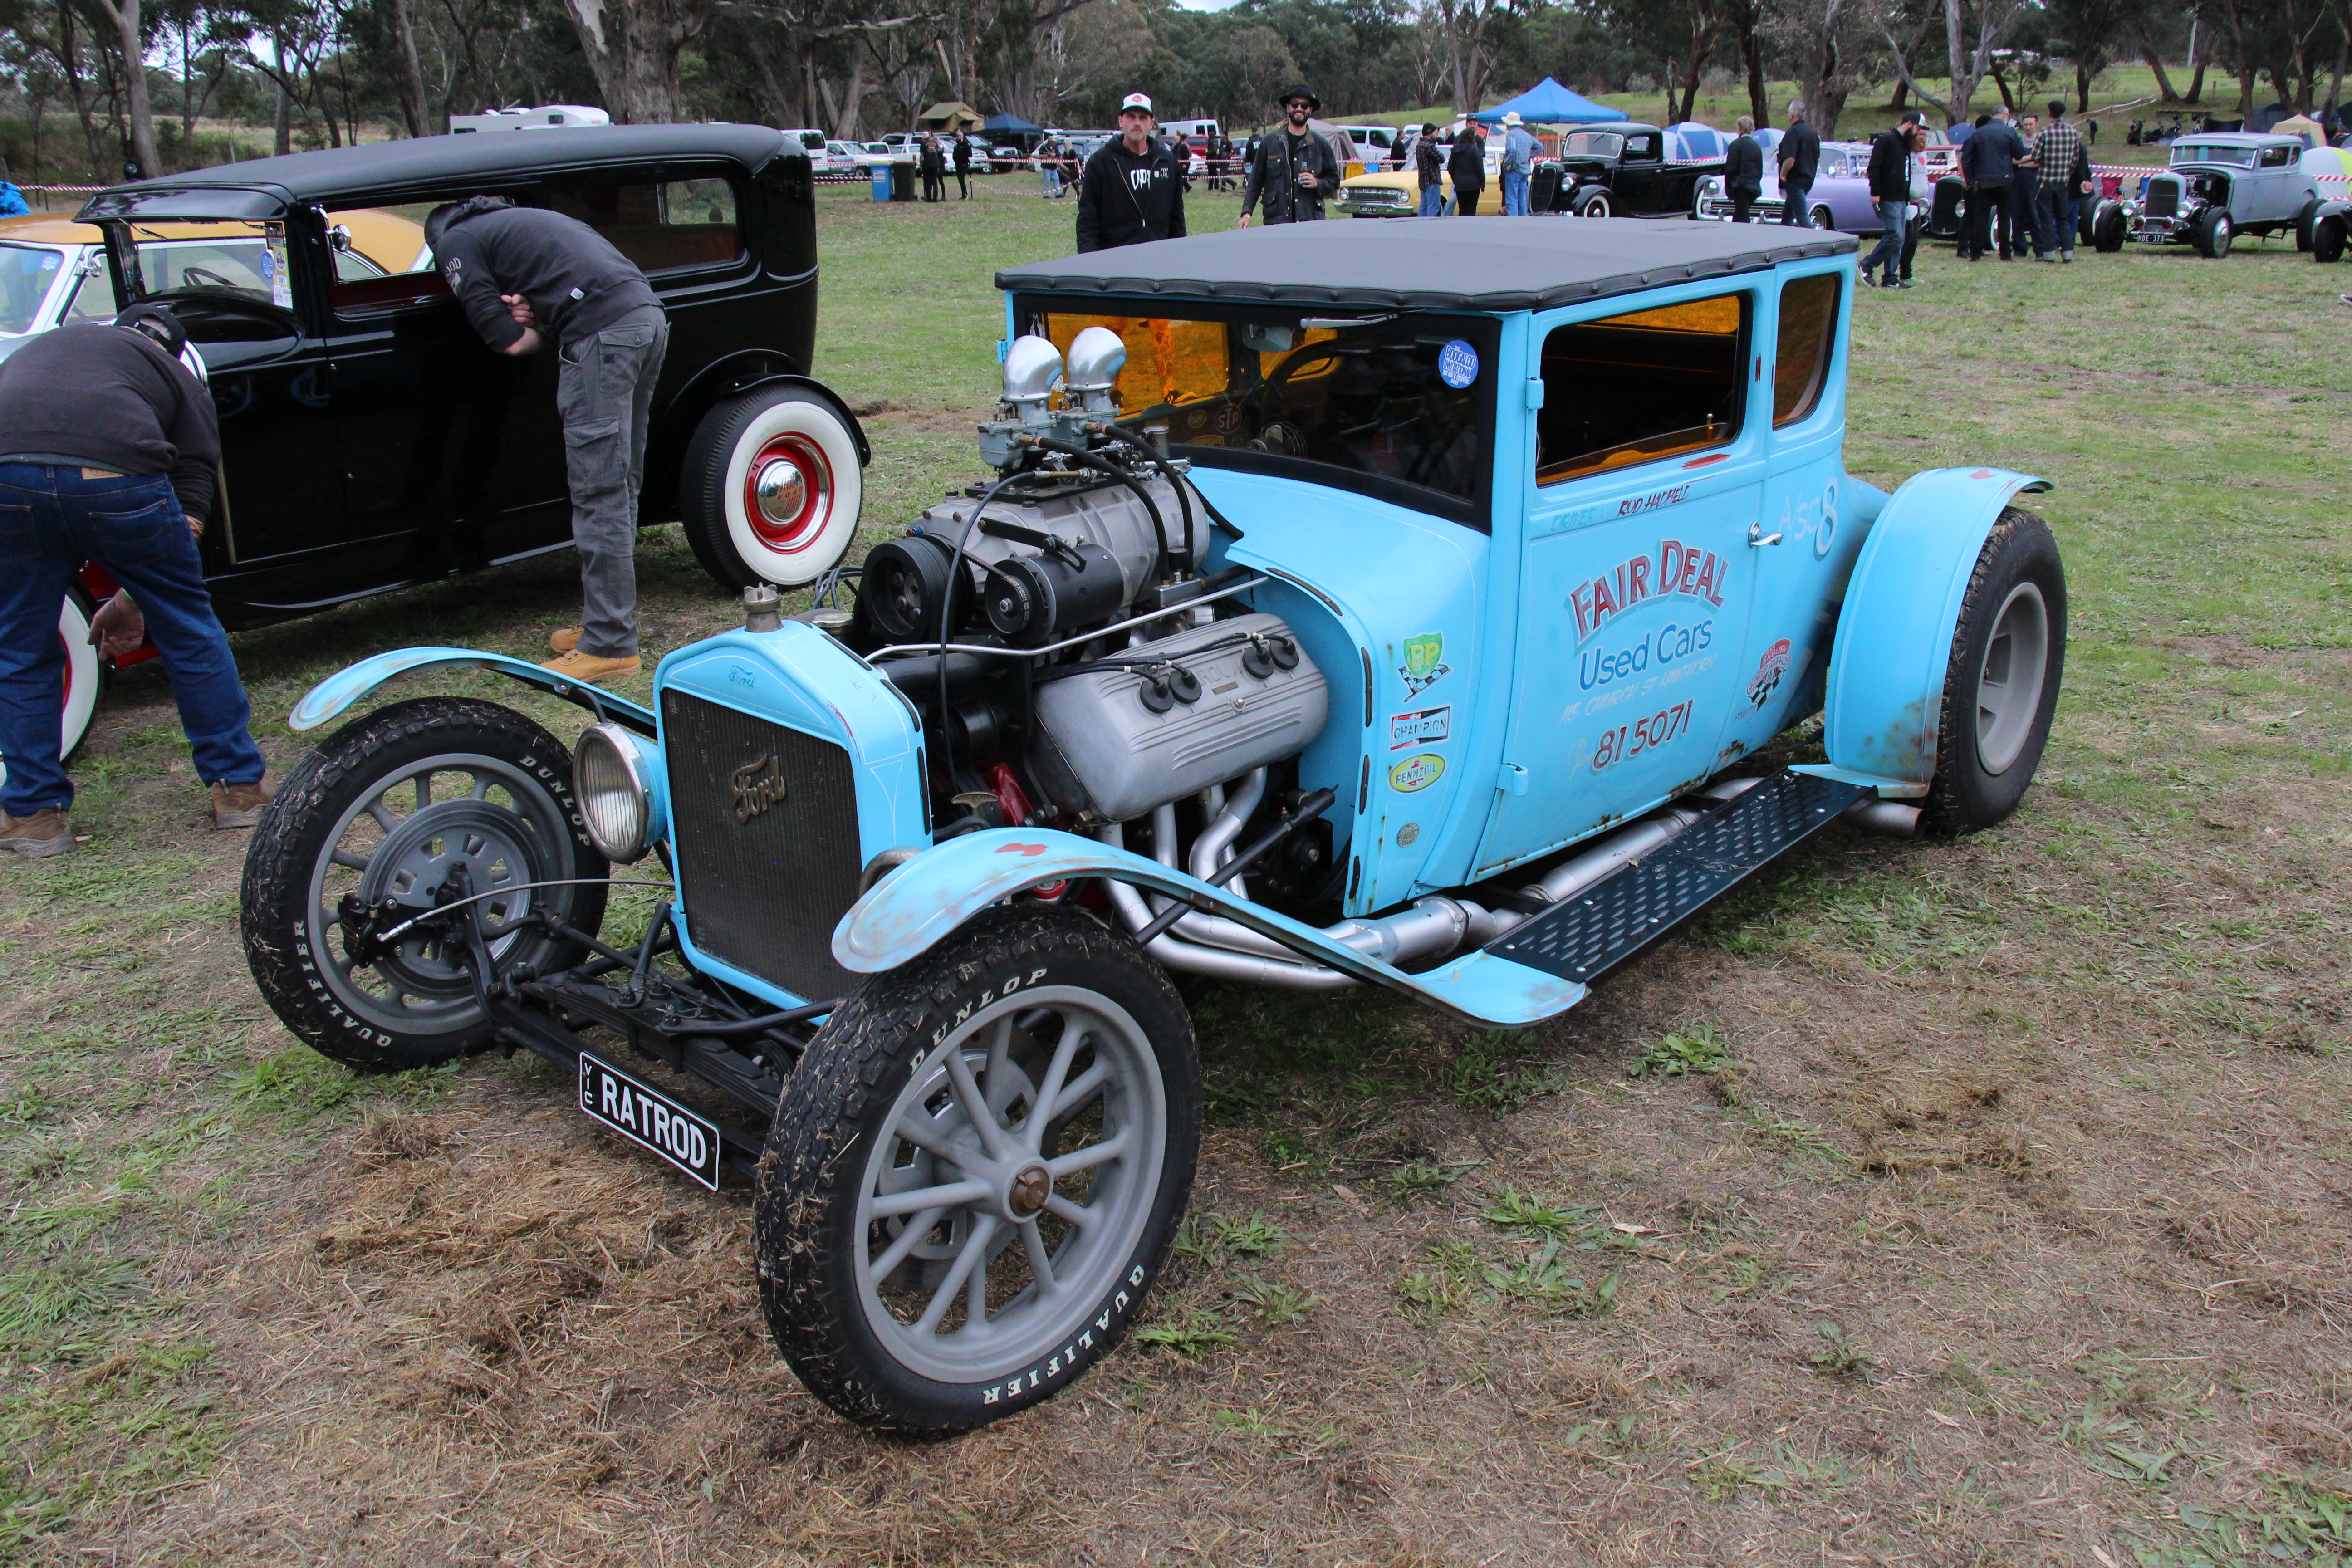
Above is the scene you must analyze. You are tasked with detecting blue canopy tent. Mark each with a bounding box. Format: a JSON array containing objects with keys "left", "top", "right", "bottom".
[
  {"left": 982, "top": 111, "right": 1044, "bottom": 136},
  {"left": 1471, "top": 78, "right": 1619, "bottom": 125}
]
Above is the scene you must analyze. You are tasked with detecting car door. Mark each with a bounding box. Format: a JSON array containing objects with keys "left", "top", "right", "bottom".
[
  {"left": 1727, "top": 265, "right": 1857, "bottom": 760},
  {"left": 2251, "top": 144, "right": 2305, "bottom": 223},
  {"left": 1613, "top": 132, "right": 1664, "bottom": 211},
  {"left": 1477, "top": 282, "right": 1767, "bottom": 872}
]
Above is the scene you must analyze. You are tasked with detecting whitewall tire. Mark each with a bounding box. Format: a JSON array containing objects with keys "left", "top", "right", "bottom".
[{"left": 681, "top": 386, "right": 864, "bottom": 590}]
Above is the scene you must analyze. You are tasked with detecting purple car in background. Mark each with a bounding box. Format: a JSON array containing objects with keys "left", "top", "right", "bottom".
[{"left": 1692, "top": 141, "right": 1928, "bottom": 233}]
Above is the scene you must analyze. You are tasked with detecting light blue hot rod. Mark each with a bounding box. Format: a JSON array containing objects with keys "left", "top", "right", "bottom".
[{"left": 242, "top": 218, "right": 2066, "bottom": 1435}]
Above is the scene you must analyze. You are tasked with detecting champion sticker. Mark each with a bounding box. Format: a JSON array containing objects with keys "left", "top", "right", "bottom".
[
  {"left": 1388, "top": 705, "right": 1451, "bottom": 749},
  {"left": 1389, "top": 753, "right": 1446, "bottom": 793},
  {"left": 1437, "top": 339, "right": 1479, "bottom": 389}
]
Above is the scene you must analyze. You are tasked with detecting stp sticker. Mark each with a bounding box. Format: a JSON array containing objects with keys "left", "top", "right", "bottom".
[
  {"left": 1389, "top": 753, "right": 1446, "bottom": 793},
  {"left": 1437, "top": 339, "right": 1479, "bottom": 388},
  {"left": 1396, "top": 633, "right": 1451, "bottom": 697},
  {"left": 1388, "top": 705, "right": 1452, "bottom": 749},
  {"left": 1748, "top": 638, "right": 1792, "bottom": 707}
]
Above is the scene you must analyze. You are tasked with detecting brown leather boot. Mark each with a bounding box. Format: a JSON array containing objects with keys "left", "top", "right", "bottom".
[
  {"left": 210, "top": 777, "right": 275, "bottom": 830},
  {"left": 548, "top": 625, "right": 584, "bottom": 654},
  {"left": 0, "top": 809, "right": 75, "bottom": 858},
  {"left": 540, "top": 648, "right": 642, "bottom": 683}
]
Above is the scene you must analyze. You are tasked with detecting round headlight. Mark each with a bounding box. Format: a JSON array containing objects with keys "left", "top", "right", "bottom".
[{"left": 575, "top": 722, "right": 651, "bottom": 863}]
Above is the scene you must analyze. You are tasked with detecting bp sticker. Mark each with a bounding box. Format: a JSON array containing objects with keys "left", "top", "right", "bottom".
[{"left": 1437, "top": 339, "right": 1479, "bottom": 389}]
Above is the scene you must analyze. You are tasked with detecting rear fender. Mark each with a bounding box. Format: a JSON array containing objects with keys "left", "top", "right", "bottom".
[
  {"left": 288, "top": 646, "right": 658, "bottom": 737},
  {"left": 662, "top": 355, "right": 872, "bottom": 465},
  {"left": 835, "top": 828, "right": 1583, "bottom": 1029},
  {"left": 1803, "top": 467, "right": 2049, "bottom": 796}
]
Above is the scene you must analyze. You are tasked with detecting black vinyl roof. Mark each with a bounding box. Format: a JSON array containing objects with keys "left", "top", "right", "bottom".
[
  {"left": 79, "top": 124, "right": 794, "bottom": 222},
  {"left": 998, "top": 217, "right": 1853, "bottom": 314}
]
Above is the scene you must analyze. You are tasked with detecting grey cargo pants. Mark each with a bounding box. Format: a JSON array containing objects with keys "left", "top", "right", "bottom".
[{"left": 556, "top": 304, "right": 669, "bottom": 658}]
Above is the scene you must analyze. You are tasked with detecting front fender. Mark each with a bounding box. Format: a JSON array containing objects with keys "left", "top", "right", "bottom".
[
  {"left": 833, "top": 828, "right": 1584, "bottom": 1029},
  {"left": 287, "top": 646, "right": 657, "bottom": 736},
  {"left": 1807, "top": 466, "right": 2049, "bottom": 795}
]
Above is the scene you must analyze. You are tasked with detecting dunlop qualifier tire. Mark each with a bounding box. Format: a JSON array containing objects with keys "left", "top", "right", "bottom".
[
  {"left": 1923, "top": 508, "right": 2066, "bottom": 836},
  {"left": 755, "top": 904, "right": 1200, "bottom": 1434},
  {"left": 241, "top": 697, "right": 608, "bottom": 1071}
]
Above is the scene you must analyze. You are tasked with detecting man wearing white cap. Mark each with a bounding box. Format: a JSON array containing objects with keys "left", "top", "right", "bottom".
[
  {"left": 1076, "top": 93, "right": 1189, "bottom": 252},
  {"left": 1500, "top": 110, "right": 1540, "bottom": 215}
]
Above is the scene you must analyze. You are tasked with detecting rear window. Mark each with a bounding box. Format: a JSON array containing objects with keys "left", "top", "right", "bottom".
[
  {"left": 1772, "top": 273, "right": 1841, "bottom": 427},
  {"left": 1537, "top": 293, "right": 1748, "bottom": 484},
  {"left": 535, "top": 176, "right": 743, "bottom": 274}
]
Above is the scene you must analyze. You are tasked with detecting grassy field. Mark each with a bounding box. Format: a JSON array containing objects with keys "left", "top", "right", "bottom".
[{"left": 1, "top": 177, "right": 2347, "bottom": 1565}]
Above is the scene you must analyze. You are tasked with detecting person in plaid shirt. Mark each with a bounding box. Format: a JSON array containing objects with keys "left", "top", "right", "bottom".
[{"left": 2033, "top": 103, "right": 2090, "bottom": 262}]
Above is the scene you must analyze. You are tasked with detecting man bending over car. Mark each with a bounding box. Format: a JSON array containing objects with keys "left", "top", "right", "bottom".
[
  {"left": 0, "top": 305, "right": 272, "bottom": 856},
  {"left": 426, "top": 196, "right": 669, "bottom": 684}
]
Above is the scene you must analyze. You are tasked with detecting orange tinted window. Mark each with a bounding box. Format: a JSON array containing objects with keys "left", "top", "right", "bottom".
[
  {"left": 1537, "top": 292, "right": 1747, "bottom": 485},
  {"left": 1772, "top": 273, "right": 1840, "bottom": 426}
]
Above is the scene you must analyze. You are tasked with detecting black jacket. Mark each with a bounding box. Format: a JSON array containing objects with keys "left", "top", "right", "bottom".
[
  {"left": 1076, "top": 136, "right": 1189, "bottom": 251},
  {"left": 920, "top": 139, "right": 946, "bottom": 176},
  {"left": 1446, "top": 131, "right": 1486, "bottom": 191},
  {"left": 1242, "top": 128, "right": 1341, "bottom": 222},
  {"left": 1866, "top": 127, "right": 1913, "bottom": 201},
  {"left": 953, "top": 136, "right": 972, "bottom": 172},
  {"left": 1960, "top": 121, "right": 2025, "bottom": 183},
  {"left": 1724, "top": 133, "right": 1763, "bottom": 192},
  {"left": 434, "top": 199, "right": 659, "bottom": 351},
  {"left": 1779, "top": 119, "right": 1821, "bottom": 186},
  {"left": 1415, "top": 134, "right": 1444, "bottom": 190},
  {"left": 0, "top": 322, "right": 220, "bottom": 519}
]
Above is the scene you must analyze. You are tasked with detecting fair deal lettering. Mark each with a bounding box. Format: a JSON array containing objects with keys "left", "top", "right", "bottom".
[{"left": 1570, "top": 539, "right": 1729, "bottom": 645}]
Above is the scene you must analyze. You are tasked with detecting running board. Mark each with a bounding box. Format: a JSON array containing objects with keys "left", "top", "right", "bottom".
[{"left": 1483, "top": 770, "right": 1868, "bottom": 986}]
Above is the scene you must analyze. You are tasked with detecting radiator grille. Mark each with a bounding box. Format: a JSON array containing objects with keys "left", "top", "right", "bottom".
[
  {"left": 663, "top": 689, "right": 864, "bottom": 1002},
  {"left": 2144, "top": 179, "right": 2178, "bottom": 218}
]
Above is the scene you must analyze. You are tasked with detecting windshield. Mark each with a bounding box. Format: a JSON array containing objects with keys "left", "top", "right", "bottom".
[
  {"left": 1022, "top": 304, "right": 1495, "bottom": 521},
  {"left": 1560, "top": 132, "right": 1626, "bottom": 160},
  {"left": 0, "top": 241, "right": 74, "bottom": 335},
  {"left": 2171, "top": 142, "right": 2255, "bottom": 167}
]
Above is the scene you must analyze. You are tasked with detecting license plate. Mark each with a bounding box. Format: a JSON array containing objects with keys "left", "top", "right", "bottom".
[
  {"left": 2131, "top": 232, "right": 2167, "bottom": 244},
  {"left": 577, "top": 1050, "right": 722, "bottom": 1190}
]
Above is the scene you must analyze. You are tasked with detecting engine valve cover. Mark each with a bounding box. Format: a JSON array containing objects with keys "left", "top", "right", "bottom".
[{"left": 1031, "top": 612, "right": 1328, "bottom": 823}]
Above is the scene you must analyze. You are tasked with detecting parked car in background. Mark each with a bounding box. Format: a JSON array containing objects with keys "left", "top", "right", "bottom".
[
  {"left": 1693, "top": 141, "right": 1926, "bottom": 232},
  {"left": 1337, "top": 124, "right": 1401, "bottom": 171},
  {"left": 1541, "top": 122, "right": 1726, "bottom": 216},
  {"left": 251, "top": 215, "right": 2066, "bottom": 1441},
  {"left": 818, "top": 140, "right": 866, "bottom": 177},
  {"left": 5, "top": 123, "right": 869, "bottom": 780},
  {"left": 2093, "top": 132, "right": 2325, "bottom": 256}
]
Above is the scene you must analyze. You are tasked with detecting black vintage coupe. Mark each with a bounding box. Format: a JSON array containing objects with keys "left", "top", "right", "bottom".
[{"left": 6, "top": 125, "right": 869, "bottom": 779}]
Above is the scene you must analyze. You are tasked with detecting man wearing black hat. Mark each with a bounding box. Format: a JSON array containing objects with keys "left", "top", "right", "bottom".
[
  {"left": 425, "top": 196, "right": 667, "bottom": 685},
  {"left": 1239, "top": 86, "right": 1339, "bottom": 227},
  {"left": 1077, "top": 93, "right": 1188, "bottom": 251},
  {"left": 0, "top": 306, "right": 273, "bottom": 854}
]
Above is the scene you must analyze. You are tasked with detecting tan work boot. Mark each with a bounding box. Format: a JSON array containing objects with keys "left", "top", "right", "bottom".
[
  {"left": 541, "top": 648, "right": 642, "bottom": 683},
  {"left": 210, "top": 778, "right": 276, "bottom": 830},
  {"left": 0, "top": 810, "right": 74, "bottom": 858},
  {"left": 548, "top": 625, "right": 584, "bottom": 654}
]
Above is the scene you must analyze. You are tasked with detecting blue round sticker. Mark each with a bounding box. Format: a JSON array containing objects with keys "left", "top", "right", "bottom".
[{"left": 1437, "top": 338, "right": 1479, "bottom": 389}]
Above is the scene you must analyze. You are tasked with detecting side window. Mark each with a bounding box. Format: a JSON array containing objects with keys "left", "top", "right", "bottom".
[
  {"left": 2260, "top": 145, "right": 2292, "bottom": 167},
  {"left": 1772, "top": 273, "right": 1841, "bottom": 427},
  {"left": 61, "top": 264, "right": 120, "bottom": 324},
  {"left": 1536, "top": 292, "right": 1747, "bottom": 485},
  {"left": 536, "top": 176, "right": 743, "bottom": 274}
]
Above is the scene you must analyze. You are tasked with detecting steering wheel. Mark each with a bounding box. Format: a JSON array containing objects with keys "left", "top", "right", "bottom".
[{"left": 179, "top": 265, "right": 241, "bottom": 289}]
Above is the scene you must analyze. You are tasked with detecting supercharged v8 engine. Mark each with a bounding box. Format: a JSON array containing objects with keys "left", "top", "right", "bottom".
[{"left": 826, "top": 327, "right": 1337, "bottom": 904}]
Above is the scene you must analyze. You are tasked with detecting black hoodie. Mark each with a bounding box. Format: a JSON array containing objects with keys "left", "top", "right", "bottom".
[
  {"left": 0, "top": 323, "right": 219, "bottom": 518},
  {"left": 1076, "top": 136, "right": 1189, "bottom": 251},
  {"left": 430, "top": 196, "right": 660, "bottom": 352}
]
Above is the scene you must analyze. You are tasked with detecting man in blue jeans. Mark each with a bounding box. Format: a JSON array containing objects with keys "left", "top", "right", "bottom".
[
  {"left": 1500, "top": 112, "right": 1538, "bottom": 215},
  {"left": 0, "top": 305, "right": 271, "bottom": 857},
  {"left": 1861, "top": 111, "right": 1925, "bottom": 287}
]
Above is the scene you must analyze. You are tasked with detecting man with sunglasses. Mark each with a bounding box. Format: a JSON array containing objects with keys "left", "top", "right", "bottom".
[
  {"left": 1238, "top": 85, "right": 1339, "bottom": 228},
  {"left": 0, "top": 305, "right": 273, "bottom": 855}
]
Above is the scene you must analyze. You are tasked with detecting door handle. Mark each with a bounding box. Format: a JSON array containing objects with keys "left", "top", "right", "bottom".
[{"left": 1748, "top": 520, "right": 1783, "bottom": 547}]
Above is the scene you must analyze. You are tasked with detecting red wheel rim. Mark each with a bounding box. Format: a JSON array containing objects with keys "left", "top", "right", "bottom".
[{"left": 741, "top": 433, "right": 833, "bottom": 553}]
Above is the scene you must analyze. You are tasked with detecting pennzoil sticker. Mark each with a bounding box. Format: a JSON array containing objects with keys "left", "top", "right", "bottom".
[
  {"left": 1389, "top": 753, "right": 1446, "bottom": 793},
  {"left": 1396, "top": 632, "right": 1451, "bottom": 697},
  {"left": 1388, "top": 705, "right": 1451, "bottom": 749}
]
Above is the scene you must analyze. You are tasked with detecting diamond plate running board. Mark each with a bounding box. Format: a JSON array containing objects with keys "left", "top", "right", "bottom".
[{"left": 1483, "top": 770, "right": 1869, "bottom": 986}]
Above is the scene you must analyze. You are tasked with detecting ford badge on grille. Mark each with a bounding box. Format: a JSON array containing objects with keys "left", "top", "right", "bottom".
[{"left": 731, "top": 755, "right": 789, "bottom": 822}]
